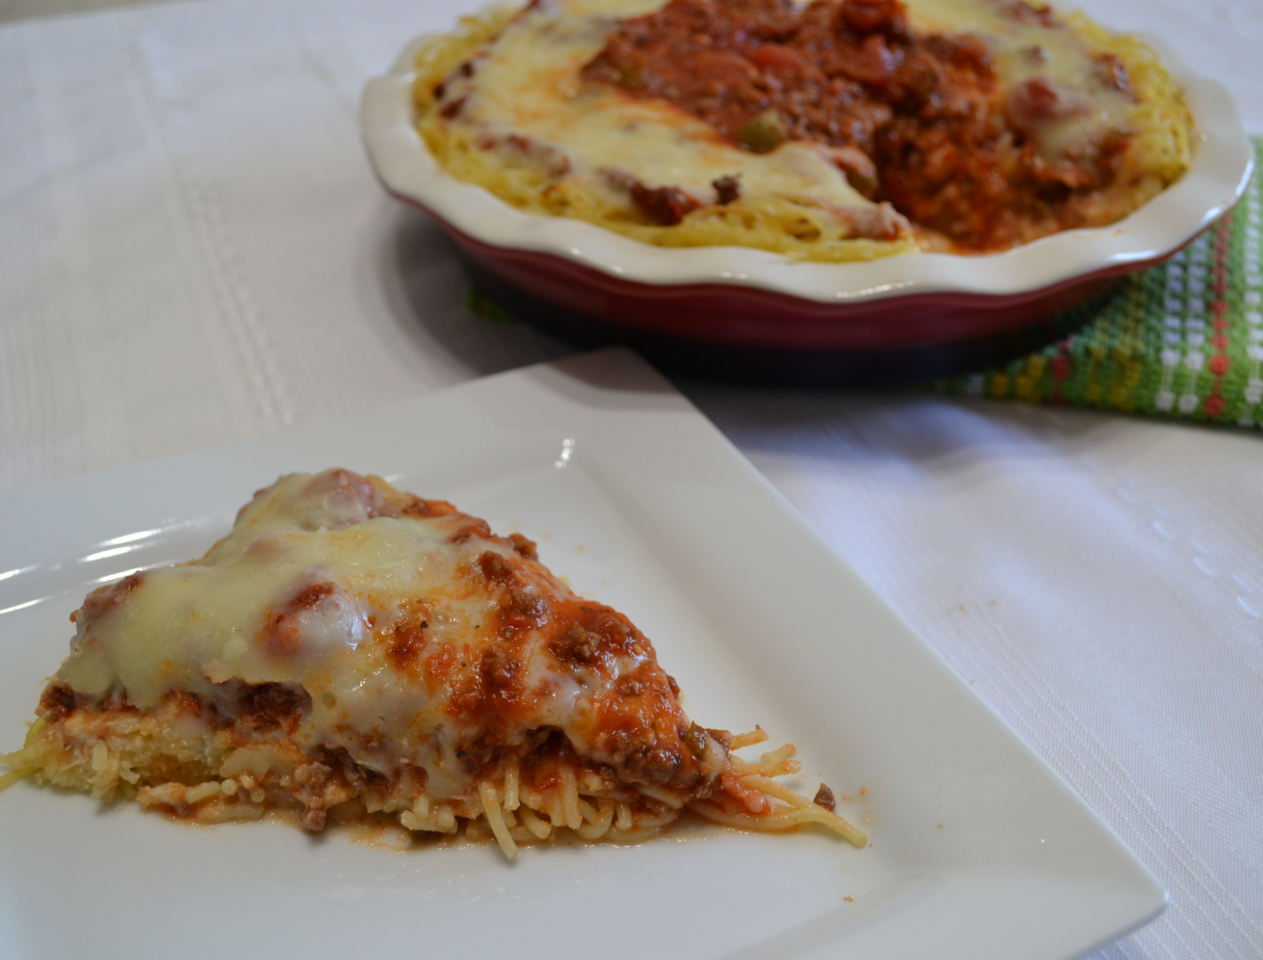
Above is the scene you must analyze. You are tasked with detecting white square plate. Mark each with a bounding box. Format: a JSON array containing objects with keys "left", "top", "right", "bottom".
[{"left": 0, "top": 349, "right": 1163, "bottom": 960}]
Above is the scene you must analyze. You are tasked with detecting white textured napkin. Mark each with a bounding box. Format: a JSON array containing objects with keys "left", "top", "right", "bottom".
[{"left": 1, "top": 0, "right": 1261, "bottom": 956}]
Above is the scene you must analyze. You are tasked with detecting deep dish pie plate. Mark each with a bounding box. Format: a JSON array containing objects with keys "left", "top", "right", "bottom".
[{"left": 361, "top": 25, "right": 1252, "bottom": 376}]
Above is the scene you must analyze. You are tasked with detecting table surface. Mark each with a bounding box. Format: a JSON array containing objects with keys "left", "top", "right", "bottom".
[{"left": 1, "top": 0, "right": 1260, "bottom": 957}]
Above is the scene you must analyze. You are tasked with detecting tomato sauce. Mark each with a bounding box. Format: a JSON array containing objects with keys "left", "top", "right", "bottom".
[{"left": 582, "top": 0, "right": 1132, "bottom": 250}]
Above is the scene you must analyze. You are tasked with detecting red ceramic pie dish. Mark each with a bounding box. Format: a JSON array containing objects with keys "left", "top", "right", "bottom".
[{"left": 362, "top": 31, "right": 1252, "bottom": 373}]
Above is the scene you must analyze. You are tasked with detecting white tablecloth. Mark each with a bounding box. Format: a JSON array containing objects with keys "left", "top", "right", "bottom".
[{"left": 2, "top": 0, "right": 1260, "bottom": 956}]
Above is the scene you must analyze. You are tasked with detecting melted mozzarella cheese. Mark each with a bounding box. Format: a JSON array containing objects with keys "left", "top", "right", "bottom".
[
  {"left": 908, "top": 0, "right": 1136, "bottom": 160},
  {"left": 55, "top": 472, "right": 648, "bottom": 798},
  {"left": 440, "top": 0, "right": 879, "bottom": 216}
]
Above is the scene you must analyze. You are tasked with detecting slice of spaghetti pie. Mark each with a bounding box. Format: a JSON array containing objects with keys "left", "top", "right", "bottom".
[{"left": 1, "top": 469, "right": 861, "bottom": 858}]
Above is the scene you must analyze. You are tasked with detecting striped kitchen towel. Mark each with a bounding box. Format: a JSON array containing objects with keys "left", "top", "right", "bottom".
[{"left": 939, "top": 137, "right": 1263, "bottom": 429}]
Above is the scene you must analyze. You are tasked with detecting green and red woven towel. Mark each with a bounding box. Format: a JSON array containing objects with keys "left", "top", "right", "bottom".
[{"left": 939, "top": 136, "right": 1263, "bottom": 429}]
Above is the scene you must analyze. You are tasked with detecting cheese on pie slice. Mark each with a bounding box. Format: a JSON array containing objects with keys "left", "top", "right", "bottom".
[{"left": 2, "top": 469, "right": 862, "bottom": 857}]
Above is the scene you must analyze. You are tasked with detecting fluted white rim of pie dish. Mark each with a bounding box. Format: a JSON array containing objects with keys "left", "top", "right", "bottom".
[{"left": 361, "top": 27, "right": 1254, "bottom": 304}]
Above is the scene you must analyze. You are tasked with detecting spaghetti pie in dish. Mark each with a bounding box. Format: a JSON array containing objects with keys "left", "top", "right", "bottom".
[
  {"left": 1, "top": 470, "right": 862, "bottom": 858},
  {"left": 414, "top": 0, "right": 1192, "bottom": 258}
]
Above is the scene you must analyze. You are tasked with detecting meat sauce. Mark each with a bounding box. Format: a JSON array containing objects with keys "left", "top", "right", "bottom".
[
  {"left": 457, "top": 546, "right": 705, "bottom": 792},
  {"left": 582, "top": 0, "right": 1134, "bottom": 250}
]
